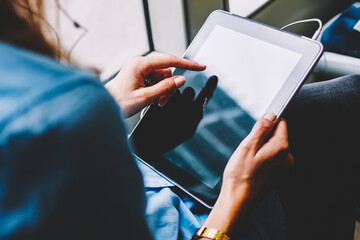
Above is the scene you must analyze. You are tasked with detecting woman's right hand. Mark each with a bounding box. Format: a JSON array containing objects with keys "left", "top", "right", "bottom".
[{"left": 202, "top": 113, "right": 294, "bottom": 237}]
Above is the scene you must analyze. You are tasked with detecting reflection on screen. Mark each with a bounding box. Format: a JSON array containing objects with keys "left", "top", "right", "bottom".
[{"left": 165, "top": 25, "right": 302, "bottom": 190}]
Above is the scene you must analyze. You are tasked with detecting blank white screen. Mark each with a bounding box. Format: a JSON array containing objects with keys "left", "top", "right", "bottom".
[
  {"left": 162, "top": 24, "right": 304, "bottom": 190},
  {"left": 193, "top": 25, "right": 302, "bottom": 119}
]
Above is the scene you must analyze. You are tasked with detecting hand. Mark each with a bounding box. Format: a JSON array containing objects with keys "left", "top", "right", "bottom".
[
  {"left": 105, "top": 55, "right": 206, "bottom": 118},
  {"left": 130, "top": 76, "right": 218, "bottom": 160},
  {"left": 222, "top": 113, "right": 294, "bottom": 199},
  {"left": 203, "top": 113, "right": 294, "bottom": 237}
]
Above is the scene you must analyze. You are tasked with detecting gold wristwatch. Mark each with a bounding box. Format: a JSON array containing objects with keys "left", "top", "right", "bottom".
[{"left": 191, "top": 226, "right": 230, "bottom": 240}]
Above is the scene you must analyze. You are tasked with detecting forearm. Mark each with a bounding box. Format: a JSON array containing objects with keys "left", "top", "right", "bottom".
[{"left": 197, "top": 116, "right": 293, "bottom": 239}]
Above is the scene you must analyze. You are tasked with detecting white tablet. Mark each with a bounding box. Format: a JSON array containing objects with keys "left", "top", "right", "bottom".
[{"left": 130, "top": 10, "right": 323, "bottom": 208}]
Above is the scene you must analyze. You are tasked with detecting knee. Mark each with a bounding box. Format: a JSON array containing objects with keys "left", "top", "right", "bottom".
[
  {"left": 342, "top": 74, "right": 360, "bottom": 96},
  {"left": 322, "top": 74, "right": 360, "bottom": 95},
  {"left": 342, "top": 74, "right": 360, "bottom": 86}
]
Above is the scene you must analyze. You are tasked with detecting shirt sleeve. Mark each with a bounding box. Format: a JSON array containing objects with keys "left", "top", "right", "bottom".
[{"left": 0, "top": 81, "right": 152, "bottom": 240}]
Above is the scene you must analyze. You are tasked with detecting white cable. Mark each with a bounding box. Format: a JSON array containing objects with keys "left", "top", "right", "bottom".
[{"left": 281, "top": 18, "right": 323, "bottom": 40}]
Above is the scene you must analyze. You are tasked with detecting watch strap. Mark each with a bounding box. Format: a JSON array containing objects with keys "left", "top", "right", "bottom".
[{"left": 192, "top": 226, "right": 230, "bottom": 240}]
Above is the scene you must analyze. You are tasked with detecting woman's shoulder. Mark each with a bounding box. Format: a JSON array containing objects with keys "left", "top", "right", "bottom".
[
  {"left": 0, "top": 41, "right": 99, "bottom": 85},
  {"left": 0, "top": 41, "right": 127, "bottom": 155},
  {"left": 0, "top": 41, "right": 115, "bottom": 123}
]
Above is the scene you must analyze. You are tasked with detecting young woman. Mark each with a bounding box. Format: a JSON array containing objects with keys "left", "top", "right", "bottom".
[
  {"left": 0, "top": 1, "right": 293, "bottom": 239},
  {"left": 0, "top": 1, "right": 358, "bottom": 240}
]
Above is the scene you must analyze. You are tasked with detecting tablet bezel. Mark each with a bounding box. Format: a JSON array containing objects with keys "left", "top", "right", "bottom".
[
  {"left": 178, "top": 10, "right": 323, "bottom": 118},
  {"left": 129, "top": 10, "right": 323, "bottom": 209}
]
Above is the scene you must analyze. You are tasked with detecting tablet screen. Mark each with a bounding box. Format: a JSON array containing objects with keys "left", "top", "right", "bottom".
[
  {"left": 166, "top": 25, "right": 301, "bottom": 190},
  {"left": 192, "top": 25, "right": 302, "bottom": 120},
  {"left": 130, "top": 11, "right": 323, "bottom": 207}
]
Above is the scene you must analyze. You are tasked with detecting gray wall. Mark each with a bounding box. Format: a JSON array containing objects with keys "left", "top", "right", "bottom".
[
  {"left": 253, "top": 0, "right": 354, "bottom": 37},
  {"left": 184, "top": 0, "right": 354, "bottom": 41},
  {"left": 184, "top": 0, "right": 225, "bottom": 44}
]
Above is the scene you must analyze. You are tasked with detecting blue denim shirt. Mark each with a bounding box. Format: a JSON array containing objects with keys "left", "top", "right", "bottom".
[
  {"left": 138, "top": 159, "right": 286, "bottom": 240},
  {"left": 137, "top": 159, "right": 209, "bottom": 240},
  {"left": 0, "top": 42, "right": 150, "bottom": 239},
  {"left": 0, "top": 41, "right": 285, "bottom": 240}
]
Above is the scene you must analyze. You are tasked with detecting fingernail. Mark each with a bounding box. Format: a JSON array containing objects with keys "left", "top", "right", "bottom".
[
  {"left": 174, "top": 76, "right": 186, "bottom": 88},
  {"left": 263, "top": 112, "right": 276, "bottom": 121}
]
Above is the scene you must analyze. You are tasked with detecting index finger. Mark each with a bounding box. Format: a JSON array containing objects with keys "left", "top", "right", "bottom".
[
  {"left": 241, "top": 113, "right": 277, "bottom": 153},
  {"left": 144, "top": 55, "right": 206, "bottom": 73},
  {"left": 266, "top": 119, "right": 289, "bottom": 146},
  {"left": 258, "top": 119, "right": 289, "bottom": 157}
]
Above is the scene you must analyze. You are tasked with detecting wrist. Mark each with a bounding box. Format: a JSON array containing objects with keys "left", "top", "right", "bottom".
[
  {"left": 192, "top": 226, "right": 230, "bottom": 240},
  {"left": 204, "top": 183, "right": 255, "bottom": 236},
  {"left": 104, "top": 81, "right": 132, "bottom": 117},
  {"left": 222, "top": 179, "right": 261, "bottom": 203},
  {"left": 105, "top": 80, "right": 119, "bottom": 102}
]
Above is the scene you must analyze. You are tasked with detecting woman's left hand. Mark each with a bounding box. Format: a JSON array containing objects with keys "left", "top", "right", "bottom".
[{"left": 105, "top": 55, "right": 206, "bottom": 118}]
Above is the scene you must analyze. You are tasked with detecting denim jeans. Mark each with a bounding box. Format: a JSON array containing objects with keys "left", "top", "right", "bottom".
[{"left": 280, "top": 74, "right": 360, "bottom": 240}]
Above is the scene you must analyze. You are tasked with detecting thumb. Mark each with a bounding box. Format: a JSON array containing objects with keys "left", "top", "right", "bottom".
[{"left": 142, "top": 75, "right": 186, "bottom": 103}]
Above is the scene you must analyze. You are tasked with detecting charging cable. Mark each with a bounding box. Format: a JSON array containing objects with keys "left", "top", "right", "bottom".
[
  {"left": 281, "top": 18, "right": 323, "bottom": 40},
  {"left": 55, "top": 0, "right": 88, "bottom": 60}
]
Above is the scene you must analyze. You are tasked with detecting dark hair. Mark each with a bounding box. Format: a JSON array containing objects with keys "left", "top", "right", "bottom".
[{"left": 0, "top": 0, "right": 60, "bottom": 59}]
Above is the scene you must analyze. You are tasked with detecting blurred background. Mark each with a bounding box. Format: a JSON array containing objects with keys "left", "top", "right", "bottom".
[
  {"left": 44, "top": 0, "right": 354, "bottom": 80},
  {"left": 43, "top": 0, "right": 356, "bottom": 128}
]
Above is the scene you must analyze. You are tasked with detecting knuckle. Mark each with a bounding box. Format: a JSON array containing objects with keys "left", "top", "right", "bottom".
[
  {"left": 284, "top": 141, "right": 290, "bottom": 151},
  {"left": 255, "top": 120, "right": 270, "bottom": 131},
  {"left": 140, "top": 57, "right": 148, "bottom": 65},
  {"left": 138, "top": 56, "right": 147, "bottom": 63},
  {"left": 163, "top": 79, "right": 176, "bottom": 92},
  {"left": 240, "top": 139, "right": 253, "bottom": 152},
  {"left": 134, "top": 90, "right": 149, "bottom": 103},
  {"left": 167, "top": 77, "right": 177, "bottom": 89},
  {"left": 278, "top": 143, "right": 290, "bottom": 157},
  {"left": 280, "top": 139, "right": 289, "bottom": 151},
  {"left": 278, "top": 144, "right": 288, "bottom": 154},
  {"left": 283, "top": 137, "right": 290, "bottom": 149},
  {"left": 166, "top": 68, "right": 173, "bottom": 76},
  {"left": 169, "top": 55, "right": 176, "bottom": 65},
  {"left": 157, "top": 80, "right": 175, "bottom": 95},
  {"left": 130, "top": 56, "right": 142, "bottom": 64}
]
